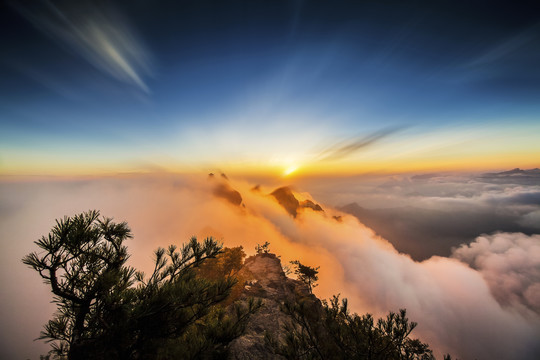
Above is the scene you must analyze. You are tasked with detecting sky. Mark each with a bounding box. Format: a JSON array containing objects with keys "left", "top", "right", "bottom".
[
  {"left": 1, "top": 1, "right": 540, "bottom": 359},
  {"left": 1, "top": 0, "right": 540, "bottom": 176}
]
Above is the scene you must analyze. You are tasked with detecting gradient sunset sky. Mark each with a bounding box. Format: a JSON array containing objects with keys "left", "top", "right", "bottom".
[
  {"left": 1, "top": 0, "right": 539, "bottom": 176},
  {"left": 2, "top": 3, "right": 540, "bottom": 359}
]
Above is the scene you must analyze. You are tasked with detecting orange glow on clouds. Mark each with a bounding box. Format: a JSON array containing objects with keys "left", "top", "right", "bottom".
[{"left": 3, "top": 175, "right": 539, "bottom": 359}]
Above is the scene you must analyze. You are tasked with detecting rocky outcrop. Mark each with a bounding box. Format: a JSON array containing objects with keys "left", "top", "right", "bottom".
[
  {"left": 209, "top": 173, "right": 243, "bottom": 206},
  {"left": 270, "top": 187, "right": 324, "bottom": 218},
  {"left": 270, "top": 187, "right": 300, "bottom": 217},
  {"left": 213, "top": 182, "right": 243, "bottom": 206},
  {"left": 300, "top": 199, "right": 323, "bottom": 212},
  {"left": 228, "top": 253, "right": 317, "bottom": 359}
]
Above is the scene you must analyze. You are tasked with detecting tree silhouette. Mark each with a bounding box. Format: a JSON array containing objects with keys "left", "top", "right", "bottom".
[
  {"left": 22, "top": 210, "right": 134, "bottom": 358},
  {"left": 23, "top": 210, "right": 260, "bottom": 360},
  {"left": 290, "top": 260, "right": 319, "bottom": 293},
  {"left": 255, "top": 241, "right": 271, "bottom": 254},
  {"left": 268, "top": 294, "right": 435, "bottom": 360}
]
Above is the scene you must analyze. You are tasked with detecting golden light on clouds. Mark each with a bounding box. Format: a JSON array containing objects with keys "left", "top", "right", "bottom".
[{"left": 282, "top": 165, "right": 299, "bottom": 177}]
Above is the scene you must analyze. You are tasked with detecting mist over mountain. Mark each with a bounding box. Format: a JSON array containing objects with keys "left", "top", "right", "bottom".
[
  {"left": 297, "top": 169, "right": 540, "bottom": 260},
  {"left": 479, "top": 168, "right": 540, "bottom": 185},
  {"left": 3, "top": 0, "right": 540, "bottom": 357},
  {"left": 2, "top": 173, "right": 540, "bottom": 359},
  {"left": 270, "top": 186, "right": 324, "bottom": 218},
  {"left": 339, "top": 201, "right": 539, "bottom": 261},
  {"left": 210, "top": 173, "right": 244, "bottom": 206}
]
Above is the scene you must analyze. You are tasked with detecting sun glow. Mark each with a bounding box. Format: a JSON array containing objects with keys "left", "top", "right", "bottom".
[{"left": 283, "top": 165, "right": 299, "bottom": 177}]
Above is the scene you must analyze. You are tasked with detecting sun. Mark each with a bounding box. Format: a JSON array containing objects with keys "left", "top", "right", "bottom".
[{"left": 283, "top": 165, "right": 299, "bottom": 177}]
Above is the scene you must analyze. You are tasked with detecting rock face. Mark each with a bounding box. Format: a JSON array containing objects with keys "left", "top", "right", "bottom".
[
  {"left": 228, "top": 253, "right": 316, "bottom": 359},
  {"left": 270, "top": 187, "right": 300, "bottom": 217},
  {"left": 270, "top": 187, "right": 324, "bottom": 218},
  {"left": 300, "top": 199, "right": 323, "bottom": 212},
  {"left": 209, "top": 174, "right": 243, "bottom": 206},
  {"left": 213, "top": 182, "right": 243, "bottom": 206}
]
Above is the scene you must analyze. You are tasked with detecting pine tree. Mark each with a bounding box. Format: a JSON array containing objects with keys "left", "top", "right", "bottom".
[
  {"left": 290, "top": 260, "right": 320, "bottom": 293},
  {"left": 23, "top": 210, "right": 260, "bottom": 360},
  {"left": 268, "top": 294, "right": 435, "bottom": 360}
]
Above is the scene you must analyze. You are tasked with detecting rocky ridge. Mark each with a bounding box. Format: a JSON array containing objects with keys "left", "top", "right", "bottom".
[{"left": 228, "top": 253, "right": 319, "bottom": 359}]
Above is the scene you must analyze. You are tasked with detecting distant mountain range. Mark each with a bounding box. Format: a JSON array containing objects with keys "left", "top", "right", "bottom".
[{"left": 478, "top": 168, "right": 540, "bottom": 185}]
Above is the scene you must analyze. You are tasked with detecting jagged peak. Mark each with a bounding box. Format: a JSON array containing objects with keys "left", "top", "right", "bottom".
[
  {"left": 213, "top": 182, "right": 243, "bottom": 206},
  {"left": 208, "top": 172, "right": 243, "bottom": 206},
  {"left": 270, "top": 187, "right": 299, "bottom": 217},
  {"left": 270, "top": 186, "right": 324, "bottom": 217}
]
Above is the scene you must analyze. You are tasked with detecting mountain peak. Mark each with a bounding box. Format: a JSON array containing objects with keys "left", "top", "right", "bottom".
[
  {"left": 270, "top": 187, "right": 324, "bottom": 218},
  {"left": 270, "top": 187, "right": 300, "bottom": 217},
  {"left": 228, "top": 253, "right": 316, "bottom": 359}
]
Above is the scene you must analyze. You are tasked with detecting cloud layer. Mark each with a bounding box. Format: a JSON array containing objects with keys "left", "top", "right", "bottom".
[
  {"left": 299, "top": 170, "right": 540, "bottom": 260},
  {"left": 453, "top": 232, "right": 540, "bottom": 315},
  {"left": 1, "top": 174, "right": 539, "bottom": 359}
]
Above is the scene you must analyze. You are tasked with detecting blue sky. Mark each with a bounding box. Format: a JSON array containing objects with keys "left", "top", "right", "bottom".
[{"left": 1, "top": 0, "right": 539, "bottom": 175}]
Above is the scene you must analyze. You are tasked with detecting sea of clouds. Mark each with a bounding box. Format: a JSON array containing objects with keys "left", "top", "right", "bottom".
[{"left": 1, "top": 173, "right": 539, "bottom": 359}]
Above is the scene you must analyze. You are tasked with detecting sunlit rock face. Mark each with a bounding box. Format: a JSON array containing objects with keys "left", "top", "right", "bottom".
[
  {"left": 213, "top": 182, "right": 243, "bottom": 206},
  {"left": 228, "top": 253, "right": 318, "bottom": 359},
  {"left": 270, "top": 187, "right": 300, "bottom": 217},
  {"left": 270, "top": 187, "right": 324, "bottom": 218},
  {"left": 209, "top": 172, "right": 243, "bottom": 206},
  {"left": 300, "top": 199, "right": 323, "bottom": 212}
]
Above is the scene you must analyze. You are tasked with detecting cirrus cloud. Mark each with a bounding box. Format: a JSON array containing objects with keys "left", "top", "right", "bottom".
[{"left": 11, "top": 0, "right": 153, "bottom": 92}]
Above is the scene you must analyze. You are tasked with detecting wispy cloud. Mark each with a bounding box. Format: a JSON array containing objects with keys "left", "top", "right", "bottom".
[
  {"left": 316, "top": 126, "right": 406, "bottom": 161},
  {"left": 12, "top": 0, "right": 153, "bottom": 93}
]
